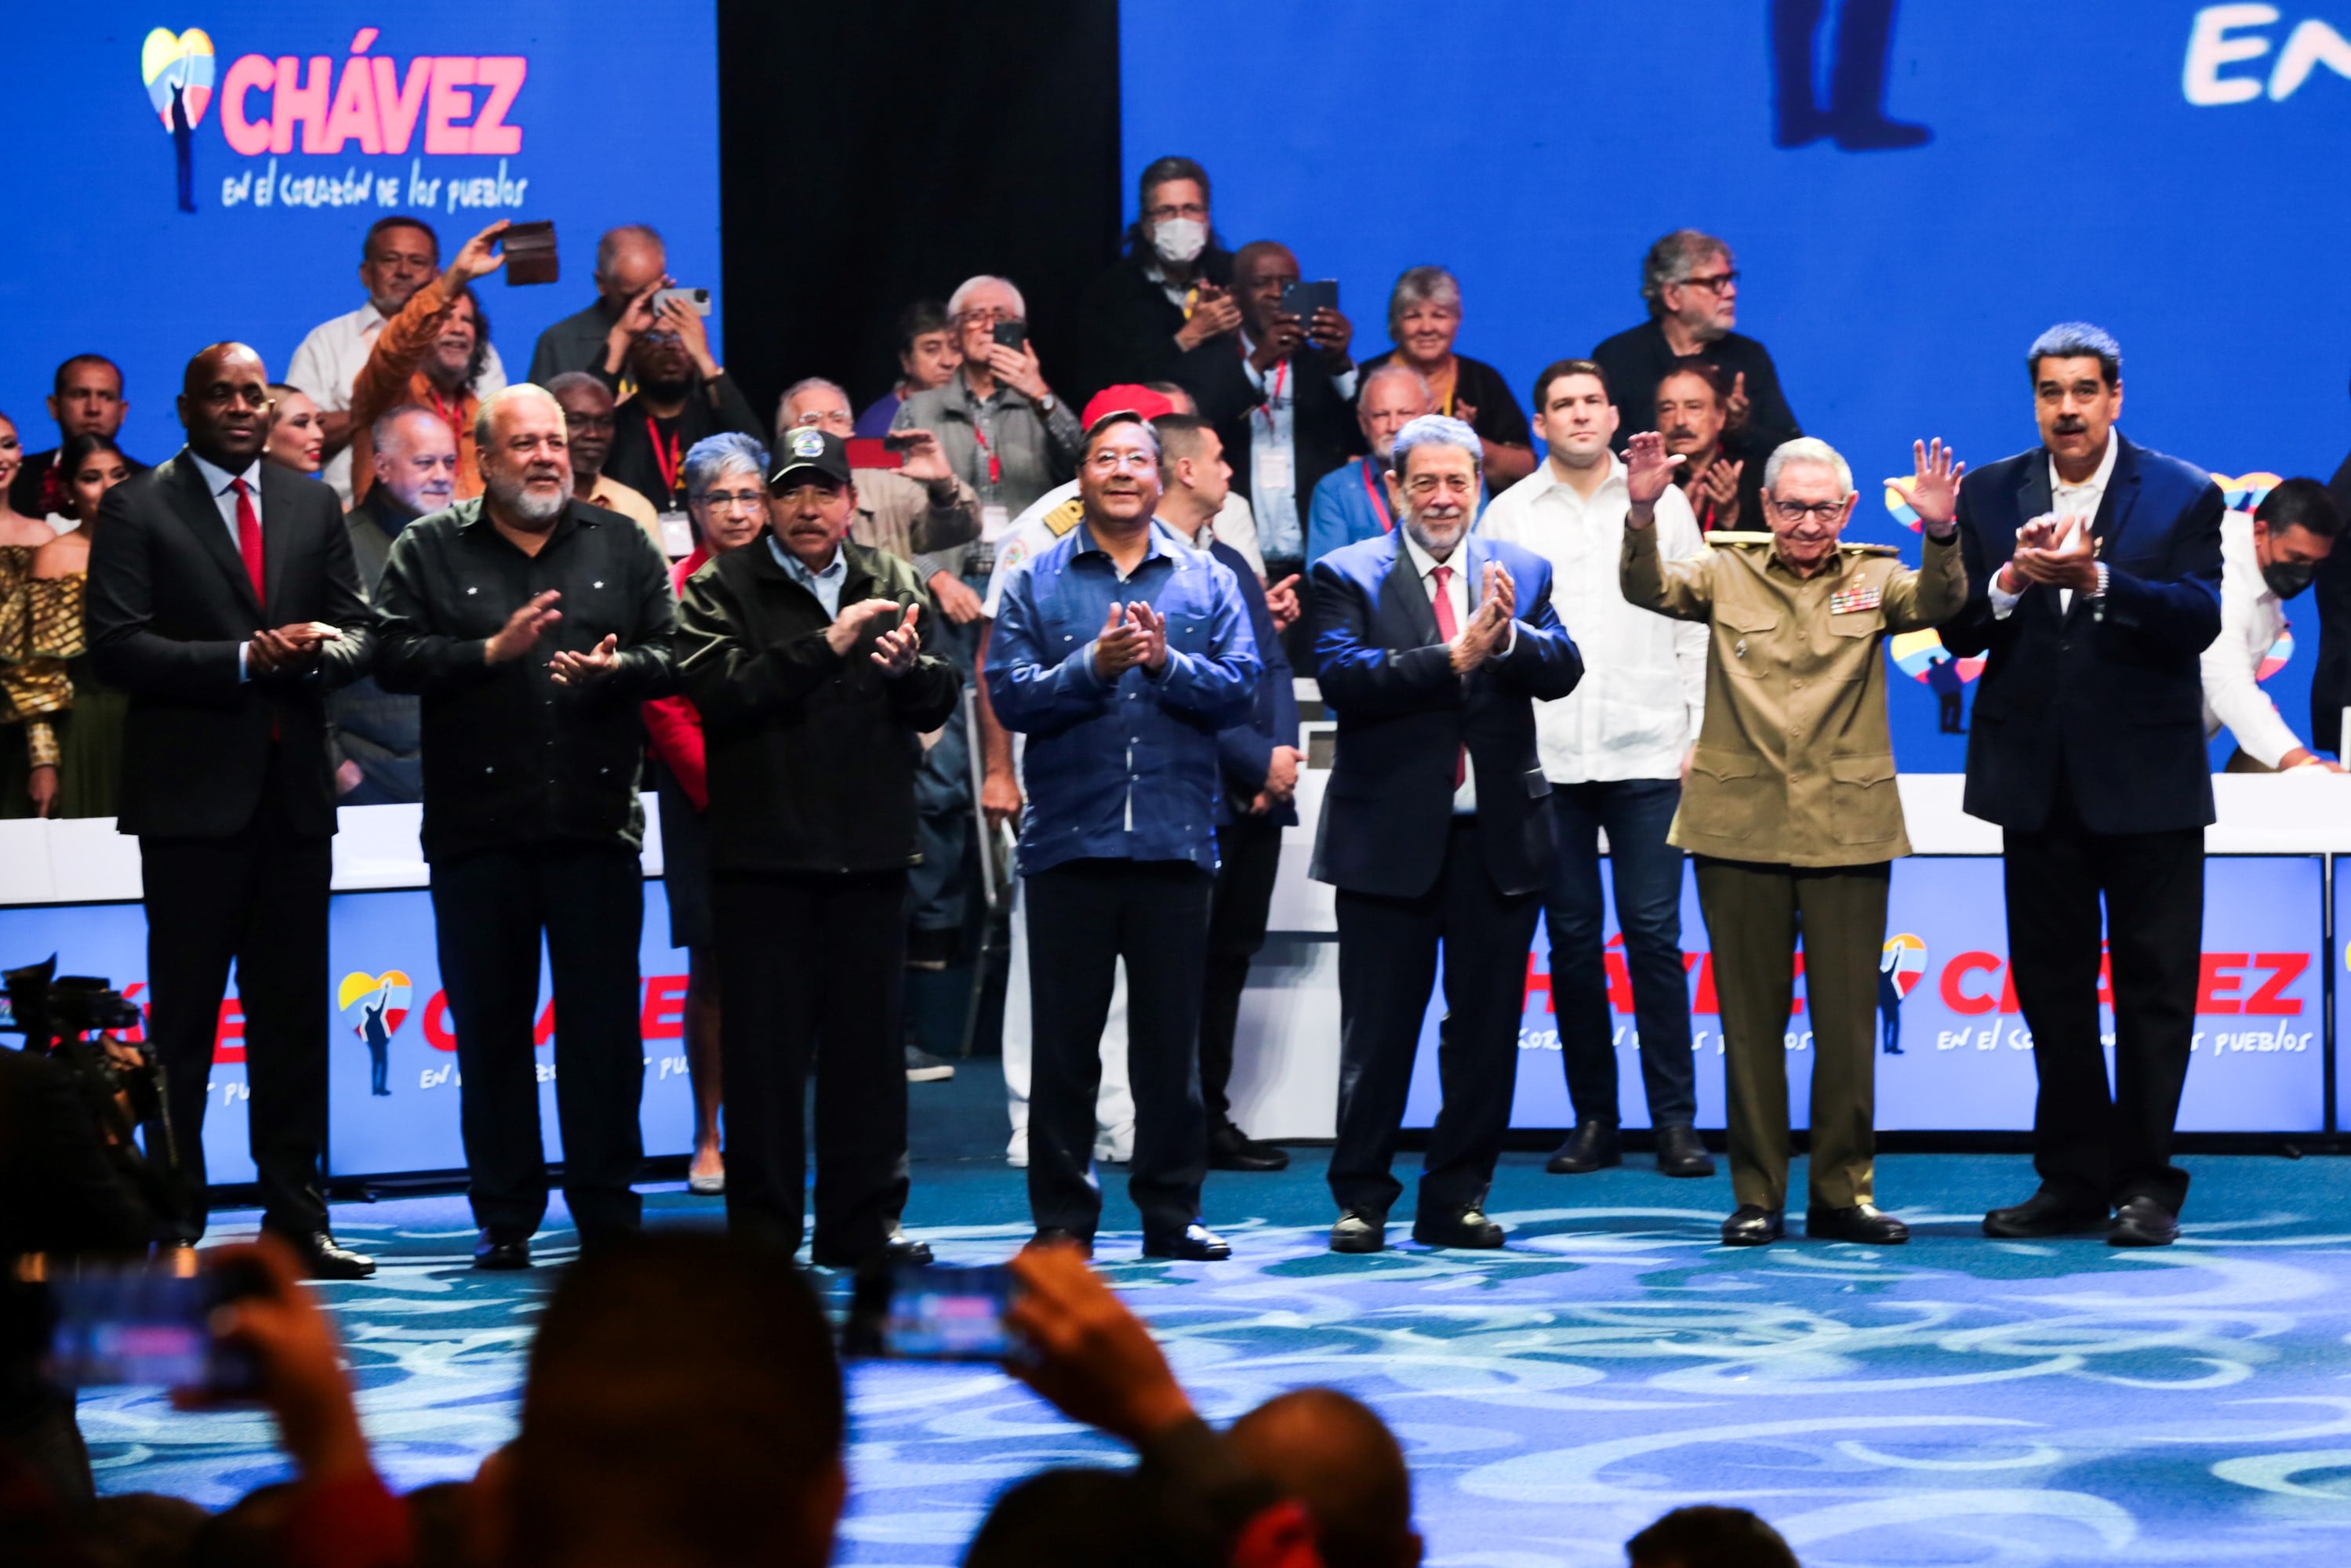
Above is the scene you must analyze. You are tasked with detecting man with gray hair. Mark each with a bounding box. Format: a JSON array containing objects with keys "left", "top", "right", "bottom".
[
  {"left": 1306, "top": 361, "right": 1432, "bottom": 565},
  {"left": 528, "top": 223, "right": 670, "bottom": 383},
  {"left": 1310, "top": 415, "right": 1582, "bottom": 1254},
  {"left": 374, "top": 382, "right": 679, "bottom": 1269},
  {"left": 1592, "top": 230, "right": 1800, "bottom": 465},
  {"left": 329, "top": 405, "right": 460, "bottom": 803},
  {"left": 1620, "top": 429, "right": 1966, "bottom": 1247}
]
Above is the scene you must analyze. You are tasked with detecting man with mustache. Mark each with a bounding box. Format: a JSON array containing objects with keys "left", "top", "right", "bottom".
[
  {"left": 1942, "top": 322, "right": 2227, "bottom": 1248},
  {"left": 373, "top": 384, "right": 678, "bottom": 1269},
  {"left": 1311, "top": 415, "right": 1583, "bottom": 1254},
  {"left": 1655, "top": 364, "right": 1765, "bottom": 534},
  {"left": 2201, "top": 479, "right": 2342, "bottom": 773},
  {"left": 329, "top": 406, "right": 460, "bottom": 804},
  {"left": 346, "top": 220, "right": 509, "bottom": 506}
]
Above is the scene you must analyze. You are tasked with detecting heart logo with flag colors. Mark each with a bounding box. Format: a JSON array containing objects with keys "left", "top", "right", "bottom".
[
  {"left": 140, "top": 27, "right": 216, "bottom": 132},
  {"left": 339, "top": 971, "right": 414, "bottom": 1042}
]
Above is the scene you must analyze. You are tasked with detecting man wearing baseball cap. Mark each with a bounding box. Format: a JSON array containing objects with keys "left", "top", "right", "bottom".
[{"left": 677, "top": 426, "right": 963, "bottom": 1268}]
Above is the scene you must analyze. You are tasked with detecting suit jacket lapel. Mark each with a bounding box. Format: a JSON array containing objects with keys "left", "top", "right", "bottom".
[
  {"left": 2014, "top": 453, "right": 2061, "bottom": 629},
  {"left": 260, "top": 466, "right": 293, "bottom": 618},
  {"left": 171, "top": 453, "right": 263, "bottom": 619},
  {"left": 1375, "top": 533, "right": 1440, "bottom": 648},
  {"left": 2092, "top": 437, "right": 2142, "bottom": 561}
]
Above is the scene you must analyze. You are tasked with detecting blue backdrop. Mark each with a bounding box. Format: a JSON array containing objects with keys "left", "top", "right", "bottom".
[
  {"left": 0, "top": 8, "right": 721, "bottom": 466},
  {"left": 1120, "top": 0, "right": 2351, "bottom": 770}
]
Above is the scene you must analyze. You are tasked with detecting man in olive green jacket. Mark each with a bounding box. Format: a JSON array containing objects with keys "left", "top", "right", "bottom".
[{"left": 1621, "top": 431, "right": 1966, "bottom": 1247}]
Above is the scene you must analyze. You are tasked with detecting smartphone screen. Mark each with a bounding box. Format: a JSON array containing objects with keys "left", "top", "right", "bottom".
[
  {"left": 843, "top": 1262, "right": 1019, "bottom": 1361},
  {"left": 844, "top": 437, "right": 904, "bottom": 470},
  {"left": 1280, "top": 279, "right": 1338, "bottom": 321},
  {"left": 991, "top": 320, "right": 1027, "bottom": 354},
  {"left": 46, "top": 1264, "right": 260, "bottom": 1393}
]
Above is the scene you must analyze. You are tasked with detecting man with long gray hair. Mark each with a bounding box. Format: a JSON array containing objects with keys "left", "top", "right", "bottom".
[
  {"left": 374, "top": 383, "right": 679, "bottom": 1270},
  {"left": 1593, "top": 229, "right": 1801, "bottom": 466}
]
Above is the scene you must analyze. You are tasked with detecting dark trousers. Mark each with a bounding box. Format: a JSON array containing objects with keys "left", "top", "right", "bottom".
[
  {"left": 140, "top": 767, "right": 332, "bottom": 1241},
  {"left": 1543, "top": 780, "right": 1695, "bottom": 1128},
  {"left": 430, "top": 843, "right": 645, "bottom": 1243},
  {"left": 1199, "top": 811, "right": 1285, "bottom": 1128},
  {"left": 2004, "top": 789, "right": 2204, "bottom": 1215},
  {"left": 1330, "top": 819, "right": 1543, "bottom": 1224},
  {"left": 1024, "top": 858, "right": 1212, "bottom": 1238},
  {"left": 714, "top": 869, "right": 911, "bottom": 1258},
  {"left": 1694, "top": 858, "right": 1889, "bottom": 1212}
]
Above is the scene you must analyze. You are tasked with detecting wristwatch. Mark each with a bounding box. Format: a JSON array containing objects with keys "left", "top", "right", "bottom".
[{"left": 1035, "top": 392, "right": 1059, "bottom": 414}]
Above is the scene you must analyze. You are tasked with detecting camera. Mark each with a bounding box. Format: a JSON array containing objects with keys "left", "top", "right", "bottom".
[{"left": 2, "top": 956, "right": 187, "bottom": 1230}]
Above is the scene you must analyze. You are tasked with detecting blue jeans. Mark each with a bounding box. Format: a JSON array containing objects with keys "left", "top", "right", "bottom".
[{"left": 1543, "top": 780, "right": 1696, "bottom": 1127}]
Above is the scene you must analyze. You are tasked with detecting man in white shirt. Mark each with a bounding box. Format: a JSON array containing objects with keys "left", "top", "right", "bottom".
[
  {"left": 1480, "top": 359, "right": 1713, "bottom": 1180},
  {"left": 286, "top": 216, "right": 508, "bottom": 504},
  {"left": 2202, "top": 478, "right": 2343, "bottom": 771}
]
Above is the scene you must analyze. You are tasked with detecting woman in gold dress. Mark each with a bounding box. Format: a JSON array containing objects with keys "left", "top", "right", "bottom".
[
  {"left": 4, "top": 433, "right": 134, "bottom": 817},
  {"left": 2, "top": 410, "right": 69, "bottom": 815}
]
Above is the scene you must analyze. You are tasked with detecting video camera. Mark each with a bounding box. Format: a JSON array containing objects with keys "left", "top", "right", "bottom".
[{"left": 2, "top": 956, "right": 186, "bottom": 1227}]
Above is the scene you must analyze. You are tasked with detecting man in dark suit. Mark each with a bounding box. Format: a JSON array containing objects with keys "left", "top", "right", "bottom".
[
  {"left": 1176, "top": 240, "right": 1363, "bottom": 662},
  {"left": 85, "top": 343, "right": 376, "bottom": 1276},
  {"left": 1941, "top": 322, "right": 2225, "bottom": 1248},
  {"left": 1310, "top": 415, "right": 1582, "bottom": 1254}
]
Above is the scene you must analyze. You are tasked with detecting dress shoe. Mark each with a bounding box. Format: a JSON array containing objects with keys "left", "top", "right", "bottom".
[
  {"left": 473, "top": 1232, "right": 531, "bottom": 1271},
  {"left": 1983, "top": 1190, "right": 2109, "bottom": 1239},
  {"left": 1025, "top": 1227, "right": 1093, "bottom": 1258},
  {"left": 686, "top": 1170, "right": 726, "bottom": 1196},
  {"left": 1721, "top": 1206, "right": 1785, "bottom": 1247},
  {"left": 1545, "top": 1120, "right": 1622, "bottom": 1174},
  {"left": 2108, "top": 1196, "right": 2179, "bottom": 1248},
  {"left": 1655, "top": 1123, "right": 1716, "bottom": 1178},
  {"left": 812, "top": 1228, "right": 934, "bottom": 1269},
  {"left": 1143, "top": 1222, "right": 1232, "bottom": 1261},
  {"left": 1806, "top": 1203, "right": 1909, "bottom": 1245},
  {"left": 1412, "top": 1208, "right": 1505, "bottom": 1250},
  {"left": 274, "top": 1231, "right": 376, "bottom": 1279},
  {"left": 1208, "top": 1121, "right": 1290, "bottom": 1172},
  {"left": 1328, "top": 1211, "right": 1386, "bottom": 1254}
]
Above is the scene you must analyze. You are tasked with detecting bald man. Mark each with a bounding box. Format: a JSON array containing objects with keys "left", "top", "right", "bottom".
[
  {"left": 1227, "top": 1390, "right": 1422, "bottom": 1568},
  {"left": 87, "top": 343, "right": 376, "bottom": 1275}
]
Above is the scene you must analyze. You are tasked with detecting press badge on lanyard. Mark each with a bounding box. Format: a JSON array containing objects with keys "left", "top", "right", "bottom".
[
  {"left": 981, "top": 505, "right": 1011, "bottom": 543},
  {"left": 657, "top": 511, "right": 695, "bottom": 558}
]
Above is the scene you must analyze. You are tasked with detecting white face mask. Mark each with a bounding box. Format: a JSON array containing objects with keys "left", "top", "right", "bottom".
[{"left": 1152, "top": 216, "right": 1207, "bottom": 266}]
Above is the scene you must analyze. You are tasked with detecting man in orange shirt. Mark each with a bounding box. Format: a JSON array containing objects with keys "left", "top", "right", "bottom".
[{"left": 348, "top": 219, "right": 510, "bottom": 505}]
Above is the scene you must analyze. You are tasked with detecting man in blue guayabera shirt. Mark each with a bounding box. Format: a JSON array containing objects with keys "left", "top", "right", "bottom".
[{"left": 987, "top": 408, "right": 1260, "bottom": 1261}]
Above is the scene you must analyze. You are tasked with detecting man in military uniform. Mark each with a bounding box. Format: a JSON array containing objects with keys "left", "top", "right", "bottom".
[{"left": 1620, "top": 431, "right": 1965, "bottom": 1247}]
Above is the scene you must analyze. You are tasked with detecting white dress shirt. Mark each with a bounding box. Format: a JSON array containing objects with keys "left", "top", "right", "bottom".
[
  {"left": 1240, "top": 336, "right": 1357, "bottom": 562},
  {"left": 1399, "top": 527, "right": 1504, "bottom": 815},
  {"left": 285, "top": 299, "right": 508, "bottom": 504},
  {"left": 1477, "top": 456, "right": 1707, "bottom": 782},
  {"left": 2200, "top": 510, "right": 2305, "bottom": 768},
  {"left": 1989, "top": 430, "right": 2120, "bottom": 619},
  {"left": 187, "top": 449, "right": 264, "bottom": 679}
]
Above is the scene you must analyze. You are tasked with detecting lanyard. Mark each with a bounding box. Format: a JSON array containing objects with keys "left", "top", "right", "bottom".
[
  {"left": 426, "top": 388, "right": 467, "bottom": 450},
  {"left": 1359, "top": 457, "right": 1393, "bottom": 533},
  {"left": 969, "top": 419, "right": 1001, "bottom": 488},
  {"left": 1255, "top": 354, "right": 1288, "bottom": 432},
  {"left": 646, "top": 416, "right": 684, "bottom": 501}
]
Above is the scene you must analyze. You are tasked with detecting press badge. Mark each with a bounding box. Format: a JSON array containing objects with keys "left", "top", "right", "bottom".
[
  {"left": 1256, "top": 448, "right": 1294, "bottom": 492},
  {"left": 981, "top": 505, "right": 1011, "bottom": 543},
  {"left": 657, "top": 511, "right": 694, "bottom": 559},
  {"left": 1829, "top": 585, "right": 1883, "bottom": 615}
]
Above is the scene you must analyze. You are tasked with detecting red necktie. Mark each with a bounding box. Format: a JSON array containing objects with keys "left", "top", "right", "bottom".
[
  {"left": 231, "top": 476, "right": 264, "bottom": 604},
  {"left": 1429, "top": 564, "right": 1466, "bottom": 789}
]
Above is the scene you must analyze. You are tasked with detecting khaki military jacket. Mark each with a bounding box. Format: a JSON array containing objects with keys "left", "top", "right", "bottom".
[{"left": 1620, "top": 525, "right": 1966, "bottom": 866}]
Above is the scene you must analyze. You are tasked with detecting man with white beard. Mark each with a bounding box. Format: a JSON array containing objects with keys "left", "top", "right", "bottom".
[{"left": 374, "top": 384, "right": 679, "bottom": 1269}]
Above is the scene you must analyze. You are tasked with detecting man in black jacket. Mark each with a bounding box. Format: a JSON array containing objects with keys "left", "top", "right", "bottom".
[
  {"left": 1593, "top": 230, "right": 1801, "bottom": 466},
  {"left": 85, "top": 343, "right": 375, "bottom": 1276},
  {"left": 1074, "top": 156, "right": 1241, "bottom": 401},
  {"left": 677, "top": 428, "right": 960, "bottom": 1266},
  {"left": 374, "top": 384, "right": 678, "bottom": 1269}
]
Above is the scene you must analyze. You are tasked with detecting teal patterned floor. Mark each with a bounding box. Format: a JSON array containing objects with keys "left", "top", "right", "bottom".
[{"left": 82, "top": 1091, "right": 2351, "bottom": 1565}]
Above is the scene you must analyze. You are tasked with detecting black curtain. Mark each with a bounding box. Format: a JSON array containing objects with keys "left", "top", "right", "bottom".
[{"left": 716, "top": 0, "right": 1124, "bottom": 432}]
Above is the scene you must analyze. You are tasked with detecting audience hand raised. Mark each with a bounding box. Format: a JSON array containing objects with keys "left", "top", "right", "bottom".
[
  {"left": 896, "top": 427, "right": 953, "bottom": 484},
  {"left": 445, "top": 219, "right": 510, "bottom": 289},
  {"left": 1907, "top": 438, "right": 1965, "bottom": 538},
  {"left": 172, "top": 1236, "right": 372, "bottom": 1484},
  {"left": 1175, "top": 283, "right": 1244, "bottom": 350},
  {"left": 1306, "top": 303, "right": 1354, "bottom": 369},
  {"left": 1005, "top": 1243, "right": 1196, "bottom": 1447},
  {"left": 986, "top": 338, "right": 1053, "bottom": 405},
  {"left": 1622, "top": 430, "right": 1687, "bottom": 519}
]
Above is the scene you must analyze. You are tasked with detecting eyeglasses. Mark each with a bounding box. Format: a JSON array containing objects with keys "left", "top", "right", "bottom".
[
  {"left": 956, "top": 307, "right": 1022, "bottom": 328},
  {"left": 1145, "top": 201, "right": 1207, "bottom": 223},
  {"left": 1086, "top": 449, "right": 1158, "bottom": 473},
  {"left": 1767, "top": 498, "right": 1845, "bottom": 524},
  {"left": 1677, "top": 270, "right": 1740, "bottom": 294},
  {"left": 788, "top": 412, "right": 852, "bottom": 431},
  {"left": 695, "top": 489, "right": 766, "bottom": 511},
  {"left": 1404, "top": 474, "right": 1476, "bottom": 499}
]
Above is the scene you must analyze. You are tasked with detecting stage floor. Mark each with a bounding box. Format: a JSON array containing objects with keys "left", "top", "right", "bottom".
[{"left": 82, "top": 1064, "right": 2351, "bottom": 1566}]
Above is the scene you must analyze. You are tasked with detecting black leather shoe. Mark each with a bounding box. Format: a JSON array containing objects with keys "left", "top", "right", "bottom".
[
  {"left": 473, "top": 1232, "right": 530, "bottom": 1271},
  {"left": 1655, "top": 1123, "right": 1716, "bottom": 1178},
  {"left": 2108, "top": 1196, "right": 2179, "bottom": 1247},
  {"left": 1412, "top": 1208, "right": 1505, "bottom": 1249},
  {"left": 1208, "top": 1121, "right": 1290, "bottom": 1172},
  {"left": 812, "top": 1228, "right": 934, "bottom": 1269},
  {"left": 1143, "top": 1222, "right": 1232, "bottom": 1261},
  {"left": 1721, "top": 1206, "right": 1785, "bottom": 1247},
  {"left": 1025, "top": 1227, "right": 1093, "bottom": 1258},
  {"left": 1983, "top": 1190, "right": 2109, "bottom": 1239},
  {"left": 1806, "top": 1203, "right": 1909, "bottom": 1244},
  {"left": 1328, "top": 1211, "right": 1386, "bottom": 1254},
  {"left": 278, "top": 1231, "right": 376, "bottom": 1279},
  {"left": 1545, "top": 1120, "right": 1622, "bottom": 1174}
]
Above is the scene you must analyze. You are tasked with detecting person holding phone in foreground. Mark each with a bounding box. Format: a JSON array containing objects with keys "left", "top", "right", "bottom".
[
  {"left": 1619, "top": 430, "right": 1965, "bottom": 1248},
  {"left": 678, "top": 427, "right": 959, "bottom": 1269}
]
